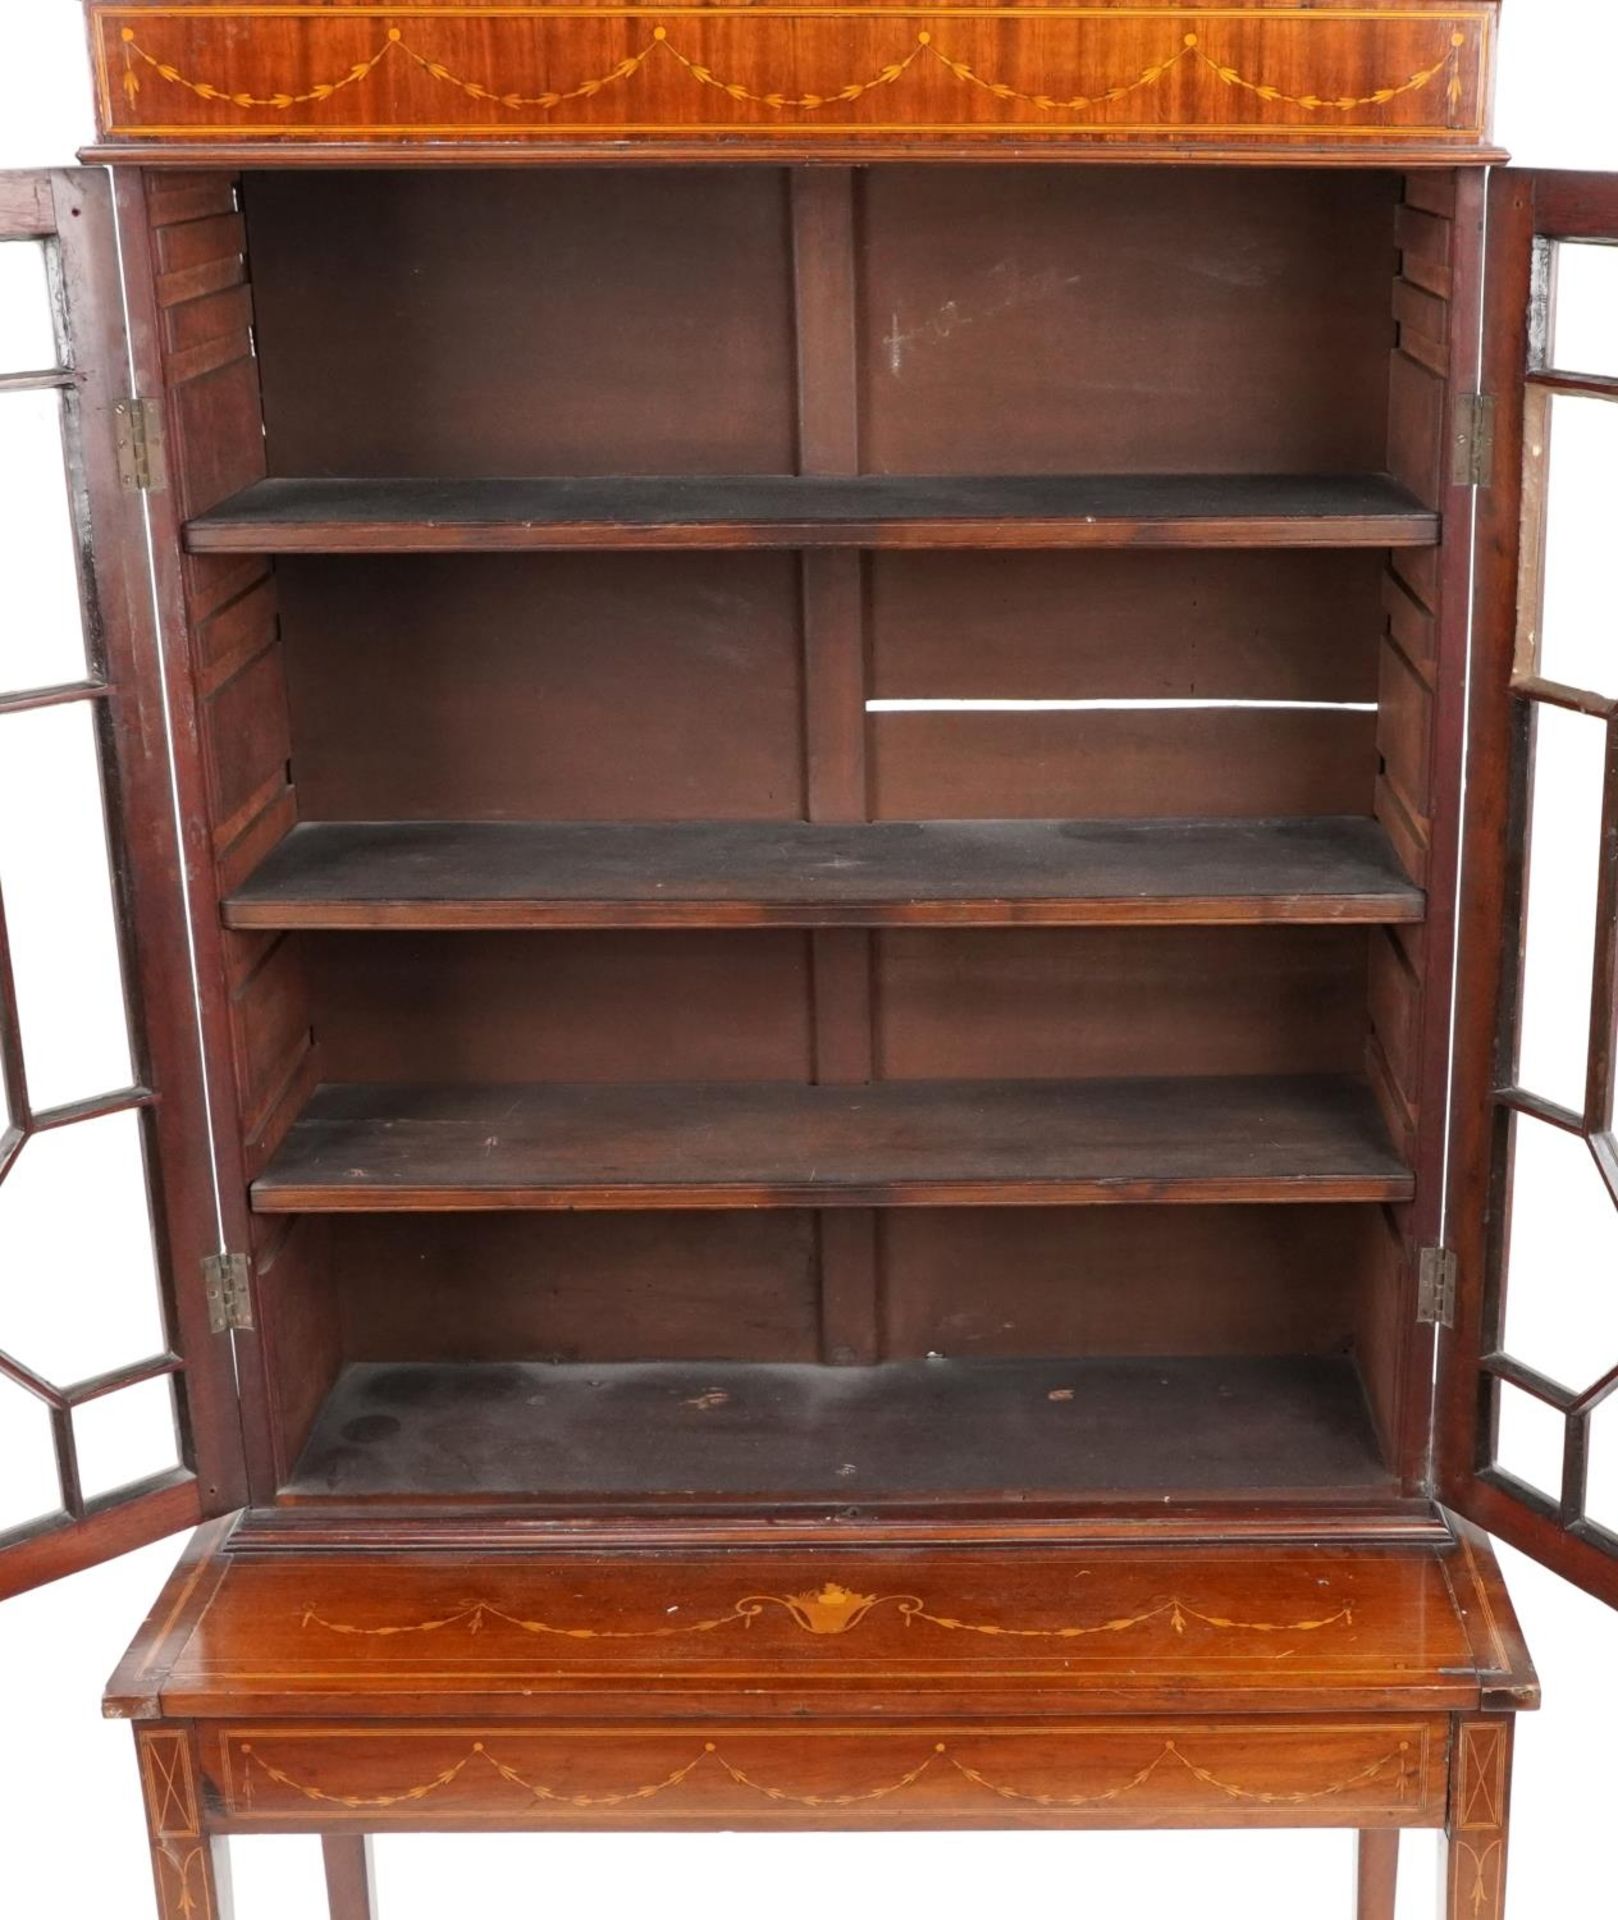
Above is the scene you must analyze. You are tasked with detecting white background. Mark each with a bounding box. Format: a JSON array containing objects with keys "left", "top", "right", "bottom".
[{"left": 2, "top": 2, "right": 1617, "bottom": 1914}]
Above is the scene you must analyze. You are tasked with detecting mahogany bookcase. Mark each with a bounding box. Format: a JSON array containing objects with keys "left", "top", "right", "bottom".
[{"left": 2, "top": 3, "right": 1617, "bottom": 1914}]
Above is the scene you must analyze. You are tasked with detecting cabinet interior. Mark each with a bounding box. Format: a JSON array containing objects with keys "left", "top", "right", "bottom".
[{"left": 175, "top": 162, "right": 1456, "bottom": 1516}]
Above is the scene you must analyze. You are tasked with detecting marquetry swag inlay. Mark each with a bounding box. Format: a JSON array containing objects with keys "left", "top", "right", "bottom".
[
  {"left": 300, "top": 1580, "right": 1356, "bottom": 1639},
  {"left": 232, "top": 1732, "right": 1422, "bottom": 1813},
  {"left": 90, "top": 6, "right": 1494, "bottom": 141},
  {"left": 114, "top": 18, "right": 1468, "bottom": 117}
]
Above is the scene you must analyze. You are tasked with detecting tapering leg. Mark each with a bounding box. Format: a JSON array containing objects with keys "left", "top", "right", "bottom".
[
  {"left": 136, "top": 1725, "right": 234, "bottom": 1920},
  {"left": 1353, "top": 1830, "right": 1399, "bottom": 1920},
  {"left": 1443, "top": 1717, "right": 1514, "bottom": 1920},
  {"left": 323, "top": 1834, "right": 378, "bottom": 1920}
]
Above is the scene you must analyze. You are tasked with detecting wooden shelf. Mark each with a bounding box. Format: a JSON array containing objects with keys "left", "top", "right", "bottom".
[
  {"left": 222, "top": 817, "right": 1424, "bottom": 931},
  {"left": 185, "top": 474, "right": 1439, "bottom": 553},
  {"left": 285, "top": 1356, "right": 1394, "bottom": 1501},
  {"left": 251, "top": 1075, "right": 1412, "bottom": 1212}
]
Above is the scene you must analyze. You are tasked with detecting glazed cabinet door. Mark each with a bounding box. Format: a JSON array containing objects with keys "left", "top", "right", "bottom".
[
  {"left": 1442, "top": 169, "right": 1618, "bottom": 1605},
  {"left": 0, "top": 170, "right": 243, "bottom": 1599}
]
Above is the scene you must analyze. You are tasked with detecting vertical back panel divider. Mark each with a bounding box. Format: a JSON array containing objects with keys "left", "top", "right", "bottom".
[{"left": 792, "top": 169, "right": 881, "bottom": 1365}]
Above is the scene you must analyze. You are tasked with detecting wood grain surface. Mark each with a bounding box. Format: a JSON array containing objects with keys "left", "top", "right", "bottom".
[
  {"left": 222, "top": 818, "right": 1425, "bottom": 930},
  {"left": 280, "top": 1354, "right": 1396, "bottom": 1499},
  {"left": 86, "top": 3, "right": 1499, "bottom": 160},
  {"left": 105, "top": 1517, "right": 1534, "bottom": 1721},
  {"left": 184, "top": 473, "right": 1440, "bottom": 552},
  {"left": 249, "top": 1074, "right": 1413, "bottom": 1210}
]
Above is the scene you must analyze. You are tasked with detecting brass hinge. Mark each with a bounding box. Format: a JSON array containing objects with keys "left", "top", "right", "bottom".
[
  {"left": 1417, "top": 1245, "right": 1457, "bottom": 1328},
  {"left": 1451, "top": 393, "right": 1495, "bottom": 489},
  {"left": 203, "top": 1252, "right": 254, "bottom": 1334},
  {"left": 112, "top": 396, "right": 167, "bottom": 494}
]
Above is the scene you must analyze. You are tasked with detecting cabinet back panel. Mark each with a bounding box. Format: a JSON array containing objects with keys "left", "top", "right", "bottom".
[
  {"left": 304, "top": 931, "right": 816, "bottom": 1084},
  {"left": 277, "top": 554, "right": 805, "bottom": 821},
  {"left": 244, "top": 170, "right": 797, "bottom": 476},
  {"left": 879, "top": 1207, "right": 1370, "bottom": 1360},
  {"left": 869, "top": 550, "right": 1384, "bottom": 701},
  {"left": 272, "top": 546, "right": 1385, "bottom": 827},
  {"left": 869, "top": 708, "right": 1377, "bottom": 820},
  {"left": 240, "top": 168, "right": 1400, "bottom": 483},
  {"left": 873, "top": 928, "right": 1367, "bottom": 1081},
  {"left": 869, "top": 547, "right": 1381, "bottom": 817},
  {"left": 299, "top": 927, "right": 1364, "bottom": 1086},
  {"left": 859, "top": 169, "right": 1398, "bottom": 474},
  {"left": 333, "top": 1213, "right": 822, "bottom": 1365},
  {"left": 320, "top": 1207, "right": 1363, "bottom": 1368}
]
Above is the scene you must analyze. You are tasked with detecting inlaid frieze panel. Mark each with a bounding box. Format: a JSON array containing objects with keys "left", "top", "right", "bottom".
[
  {"left": 86, "top": 3, "right": 1500, "bottom": 155},
  {"left": 207, "top": 1716, "right": 1449, "bottom": 1830}
]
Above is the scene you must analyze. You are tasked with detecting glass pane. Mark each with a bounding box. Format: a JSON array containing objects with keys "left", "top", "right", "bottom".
[
  {"left": 0, "top": 389, "right": 89, "bottom": 694},
  {"left": 0, "top": 1372, "right": 60, "bottom": 1533},
  {"left": 1550, "top": 241, "right": 1618, "bottom": 378},
  {"left": 0, "top": 240, "right": 58, "bottom": 374},
  {"left": 1515, "top": 702, "right": 1605, "bottom": 1110},
  {"left": 0, "top": 1111, "right": 164, "bottom": 1387},
  {"left": 1501, "top": 1118, "right": 1618, "bottom": 1395},
  {"left": 1537, "top": 394, "right": 1618, "bottom": 696},
  {"left": 1585, "top": 1397, "right": 1618, "bottom": 1537},
  {"left": 74, "top": 1373, "right": 178, "bottom": 1502},
  {"left": 1494, "top": 1381, "right": 1566, "bottom": 1503},
  {"left": 0, "top": 700, "right": 133, "bottom": 1111}
]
